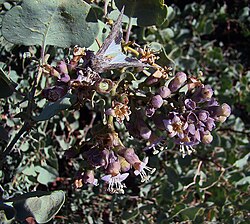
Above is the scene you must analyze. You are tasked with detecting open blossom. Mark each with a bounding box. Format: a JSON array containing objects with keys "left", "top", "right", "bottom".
[
  {"left": 106, "top": 101, "right": 131, "bottom": 123},
  {"left": 133, "top": 157, "right": 156, "bottom": 182},
  {"left": 121, "top": 148, "right": 156, "bottom": 182},
  {"left": 101, "top": 173, "right": 129, "bottom": 194},
  {"left": 163, "top": 114, "right": 188, "bottom": 139}
]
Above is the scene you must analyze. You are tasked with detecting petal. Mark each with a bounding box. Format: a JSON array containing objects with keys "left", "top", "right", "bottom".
[
  {"left": 142, "top": 157, "right": 149, "bottom": 165},
  {"left": 119, "top": 173, "right": 129, "bottom": 181},
  {"left": 134, "top": 170, "right": 140, "bottom": 176},
  {"left": 101, "top": 174, "right": 112, "bottom": 182}
]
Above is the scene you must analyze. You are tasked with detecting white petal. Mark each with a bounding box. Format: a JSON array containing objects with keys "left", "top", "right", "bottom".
[{"left": 101, "top": 174, "right": 112, "bottom": 182}]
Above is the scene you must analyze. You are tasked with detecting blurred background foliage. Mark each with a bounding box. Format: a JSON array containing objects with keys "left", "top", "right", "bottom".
[{"left": 0, "top": 0, "right": 249, "bottom": 223}]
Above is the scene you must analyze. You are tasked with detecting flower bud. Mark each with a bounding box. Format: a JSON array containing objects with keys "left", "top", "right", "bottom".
[
  {"left": 216, "top": 103, "right": 231, "bottom": 117},
  {"left": 145, "top": 76, "right": 159, "bottom": 86},
  {"left": 57, "top": 61, "right": 68, "bottom": 75},
  {"left": 107, "top": 161, "right": 121, "bottom": 176},
  {"left": 168, "top": 72, "right": 187, "bottom": 92},
  {"left": 151, "top": 95, "right": 163, "bottom": 109},
  {"left": 198, "top": 110, "right": 209, "bottom": 122},
  {"left": 201, "top": 85, "right": 213, "bottom": 100},
  {"left": 158, "top": 86, "right": 171, "bottom": 98},
  {"left": 95, "top": 79, "right": 113, "bottom": 94},
  {"left": 83, "top": 170, "right": 98, "bottom": 186},
  {"left": 202, "top": 131, "right": 213, "bottom": 144},
  {"left": 122, "top": 148, "right": 140, "bottom": 165},
  {"left": 59, "top": 73, "right": 70, "bottom": 83},
  {"left": 185, "top": 99, "right": 196, "bottom": 110}
]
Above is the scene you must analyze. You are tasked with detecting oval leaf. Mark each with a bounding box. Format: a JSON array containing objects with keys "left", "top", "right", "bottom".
[
  {"left": 2, "top": 0, "right": 99, "bottom": 48},
  {"left": 13, "top": 191, "right": 65, "bottom": 223}
]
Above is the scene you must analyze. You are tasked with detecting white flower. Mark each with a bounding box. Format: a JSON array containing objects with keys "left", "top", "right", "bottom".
[
  {"left": 101, "top": 173, "right": 129, "bottom": 194},
  {"left": 134, "top": 157, "right": 156, "bottom": 182}
]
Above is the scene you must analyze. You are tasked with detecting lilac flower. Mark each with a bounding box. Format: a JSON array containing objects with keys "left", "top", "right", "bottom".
[
  {"left": 184, "top": 99, "right": 196, "bottom": 110},
  {"left": 101, "top": 173, "right": 129, "bottom": 194},
  {"left": 158, "top": 86, "right": 171, "bottom": 99},
  {"left": 150, "top": 95, "right": 163, "bottom": 109},
  {"left": 120, "top": 148, "right": 156, "bottom": 182},
  {"left": 163, "top": 114, "right": 188, "bottom": 139},
  {"left": 168, "top": 72, "right": 187, "bottom": 92},
  {"left": 133, "top": 157, "right": 156, "bottom": 182}
]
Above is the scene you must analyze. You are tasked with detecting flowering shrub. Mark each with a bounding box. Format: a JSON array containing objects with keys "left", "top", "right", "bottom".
[{"left": 0, "top": 0, "right": 249, "bottom": 223}]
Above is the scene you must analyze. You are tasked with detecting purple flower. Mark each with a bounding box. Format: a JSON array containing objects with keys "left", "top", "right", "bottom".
[
  {"left": 185, "top": 99, "right": 196, "bottom": 110},
  {"left": 101, "top": 173, "right": 129, "bottom": 194},
  {"left": 158, "top": 86, "right": 171, "bottom": 98},
  {"left": 168, "top": 72, "right": 187, "bottom": 92},
  {"left": 163, "top": 114, "right": 188, "bottom": 139},
  {"left": 150, "top": 95, "right": 163, "bottom": 109},
  {"left": 133, "top": 157, "right": 156, "bottom": 182},
  {"left": 198, "top": 110, "right": 209, "bottom": 122}
]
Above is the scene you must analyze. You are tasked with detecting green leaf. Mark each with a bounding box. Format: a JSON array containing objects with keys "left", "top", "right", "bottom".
[
  {"left": 35, "top": 165, "right": 58, "bottom": 185},
  {"left": 2, "top": 0, "right": 99, "bottom": 48},
  {"left": 115, "top": 0, "right": 168, "bottom": 26},
  {"left": 234, "top": 153, "right": 250, "bottom": 169},
  {"left": 32, "top": 94, "right": 77, "bottom": 121},
  {"left": 0, "top": 68, "right": 16, "bottom": 98},
  {"left": 12, "top": 191, "right": 65, "bottom": 223}
]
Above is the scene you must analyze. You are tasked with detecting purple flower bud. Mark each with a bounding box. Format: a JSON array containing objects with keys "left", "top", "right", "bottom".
[
  {"left": 107, "top": 161, "right": 121, "bottom": 176},
  {"left": 42, "top": 85, "right": 68, "bottom": 102},
  {"left": 59, "top": 73, "right": 70, "bottom": 83},
  {"left": 151, "top": 95, "right": 163, "bottom": 109},
  {"left": 185, "top": 99, "right": 196, "bottom": 110},
  {"left": 57, "top": 61, "right": 68, "bottom": 74},
  {"left": 145, "top": 76, "right": 159, "bottom": 86},
  {"left": 122, "top": 148, "right": 140, "bottom": 165},
  {"left": 205, "top": 117, "right": 215, "bottom": 131},
  {"left": 198, "top": 110, "right": 209, "bottom": 122},
  {"left": 158, "top": 86, "right": 171, "bottom": 98},
  {"left": 168, "top": 72, "right": 187, "bottom": 92},
  {"left": 201, "top": 85, "right": 213, "bottom": 100}
]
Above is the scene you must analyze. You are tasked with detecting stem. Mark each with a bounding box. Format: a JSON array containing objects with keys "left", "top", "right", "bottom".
[
  {"left": 125, "top": 17, "right": 133, "bottom": 44},
  {"left": 0, "top": 122, "right": 30, "bottom": 167}
]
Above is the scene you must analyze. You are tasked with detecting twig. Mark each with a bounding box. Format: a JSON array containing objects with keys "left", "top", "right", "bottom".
[
  {"left": 183, "top": 161, "right": 203, "bottom": 190},
  {"left": 125, "top": 17, "right": 133, "bottom": 44}
]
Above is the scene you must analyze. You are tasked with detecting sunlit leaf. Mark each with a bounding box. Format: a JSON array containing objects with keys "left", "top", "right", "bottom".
[
  {"left": 2, "top": 0, "right": 99, "bottom": 48},
  {"left": 12, "top": 191, "right": 65, "bottom": 223}
]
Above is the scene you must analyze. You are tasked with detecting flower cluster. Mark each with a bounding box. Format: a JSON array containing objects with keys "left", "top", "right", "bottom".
[
  {"left": 41, "top": 18, "right": 231, "bottom": 194},
  {"left": 143, "top": 73, "right": 231, "bottom": 157}
]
